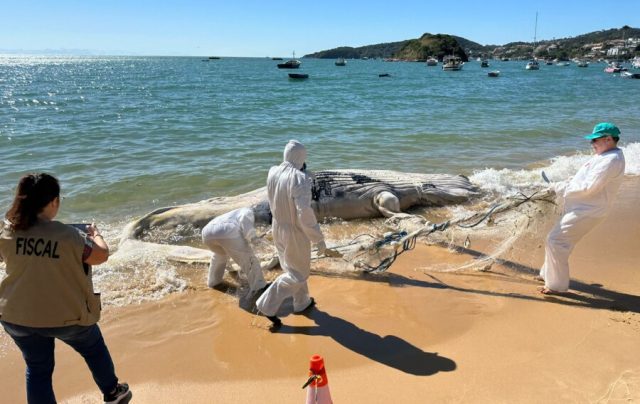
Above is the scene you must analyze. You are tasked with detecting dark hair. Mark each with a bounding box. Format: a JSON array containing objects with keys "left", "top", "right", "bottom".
[{"left": 5, "top": 173, "right": 60, "bottom": 231}]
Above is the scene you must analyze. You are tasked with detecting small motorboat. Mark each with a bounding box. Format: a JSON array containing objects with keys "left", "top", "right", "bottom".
[
  {"left": 604, "top": 62, "right": 626, "bottom": 73},
  {"left": 576, "top": 60, "right": 589, "bottom": 67},
  {"left": 480, "top": 59, "right": 489, "bottom": 68},
  {"left": 487, "top": 70, "right": 500, "bottom": 77},
  {"left": 335, "top": 57, "right": 347, "bottom": 66},
  {"left": 621, "top": 71, "right": 640, "bottom": 79},
  {"left": 525, "top": 60, "right": 540, "bottom": 70},
  {"left": 277, "top": 51, "right": 301, "bottom": 69},
  {"left": 378, "top": 73, "right": 391, "bottom": 77},
  {"left": 426, "top": 57, "right": 438, "bottom": 66},
  {"left": 288, "top": 73, "right": 309, "bottom": 79},
  {"left": 278, "top": 59, "right": 301, "bottom": 69},
  {"left": 442, "top": 56, "right": 463, "bottom": 71}
]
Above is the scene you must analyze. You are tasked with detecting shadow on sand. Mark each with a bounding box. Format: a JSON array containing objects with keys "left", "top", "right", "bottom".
[
  {"left": 332, "top": 242, "right": 640, "bottom": 314},
  {"left": 277, "top": 308, "right": 456, "bottom": 376},
  {"left": 232, "top": 287, "right": 455, "bottom": 376}
]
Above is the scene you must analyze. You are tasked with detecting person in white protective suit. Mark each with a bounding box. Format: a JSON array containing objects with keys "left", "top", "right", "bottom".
[
  {"left": 539, "top": 122, "right": 625, "bottom": 294},
  {"left": 256, "top": 140, "right": 327, "bottom": 329},
  {"left": 201, "top": 207, "right": 268, "bottom": 293}
]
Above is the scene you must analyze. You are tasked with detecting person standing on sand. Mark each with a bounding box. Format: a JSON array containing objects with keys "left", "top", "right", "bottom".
[
  {"left": 201, "top": 207, "right": 269, "bottom": 293},
  {"left": 0, "top": 173, "right": 132, "bottom": 404},
  {"left": 256, "top": 140, "right": 327, "bottom": 330},
  {"left": 539, "top": 123, "right": 625, "bottom": 294}
]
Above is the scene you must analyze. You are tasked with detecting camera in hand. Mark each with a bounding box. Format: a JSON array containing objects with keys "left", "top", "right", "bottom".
[{"left": 69, "top": 223, "right": 91, "bottom": 234}]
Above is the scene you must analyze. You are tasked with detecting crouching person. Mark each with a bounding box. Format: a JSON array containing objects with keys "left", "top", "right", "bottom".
[{"left": 201, "top": 207, "right": 268, "bottom": 294}]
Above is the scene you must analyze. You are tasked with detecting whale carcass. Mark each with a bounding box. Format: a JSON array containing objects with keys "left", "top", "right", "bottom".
[{"left": 120, "top": 169, "right": 480, "bottom": 241}]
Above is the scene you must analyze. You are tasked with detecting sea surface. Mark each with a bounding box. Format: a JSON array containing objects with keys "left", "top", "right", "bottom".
[{"left": 1, "top": 55, "right": 639, "bottom": 305}]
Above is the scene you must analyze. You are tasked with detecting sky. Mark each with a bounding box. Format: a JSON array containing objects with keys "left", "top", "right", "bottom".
[{"left": 2, "top": 0, "right": 639, "bottom": 57}]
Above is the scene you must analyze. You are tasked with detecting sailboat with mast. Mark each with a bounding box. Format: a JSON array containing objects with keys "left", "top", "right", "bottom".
[
  {"left": 277, "top": 51, "right": 301, "bottom": 69},
  {"left": 525, "top": 12, "right": 540, "bottom": 70}
]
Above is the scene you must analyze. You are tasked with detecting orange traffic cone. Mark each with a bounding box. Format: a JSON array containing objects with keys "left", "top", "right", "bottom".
[{"left": 302, "top": 354, "right": 333, "bottom": 404}]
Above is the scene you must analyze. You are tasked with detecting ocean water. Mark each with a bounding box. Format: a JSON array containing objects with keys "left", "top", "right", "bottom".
[{"left": 1, "top": 55, "right": 639, "bottom": 305}]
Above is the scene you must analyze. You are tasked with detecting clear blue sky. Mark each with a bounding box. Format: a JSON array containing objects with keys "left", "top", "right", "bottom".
[{"left": 2, "top": 0, "right": 639, "bottom": 56}]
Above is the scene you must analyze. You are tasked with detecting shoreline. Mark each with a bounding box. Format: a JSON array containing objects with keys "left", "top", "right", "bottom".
[{"left": 1, "top": 177, "right": 639, "bottom": 403}]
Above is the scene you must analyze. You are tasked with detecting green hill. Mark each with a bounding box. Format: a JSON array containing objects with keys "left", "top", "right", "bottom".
[
  {"left": 304, "top": 26, "right": 640, "bottom": 61},
  {"left": 395, "top": 33, "right": 475, "bottom": 61}
]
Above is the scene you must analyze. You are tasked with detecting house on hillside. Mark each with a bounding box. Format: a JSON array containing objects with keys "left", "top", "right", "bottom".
[
  {"left": 607, "top": 47, "right": 628, "bottom": 57},
  {"left": 626, "top": 37, "right": 640, "bottom": 47}
]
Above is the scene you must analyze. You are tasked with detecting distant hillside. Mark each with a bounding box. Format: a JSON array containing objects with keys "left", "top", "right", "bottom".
[
  {"left": 544, "top": 26, "right": 640, "bottom": 47},
  {"left": 304, "top": 33, "right": 495, "bottom": 61},
  {"left": 304, "top": 26, "right": 640, "bottom": 61},
  {"left": 305, "top": 40, "right": 409, "bottom": 59},
  {"left": 493, "top": 26, "right": 640, "bottom": 60},
  {"left": 450, "top": 35, "right": 494, "bottom": 56}
]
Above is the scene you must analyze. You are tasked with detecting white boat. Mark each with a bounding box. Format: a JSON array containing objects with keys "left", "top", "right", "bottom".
[
  {"left": 426, "top": 57, "right": 438, "bottom": 66},
  {"left": 526, "top": 60, "right": 540, "bottom": 70},
  {"left": 335, "top": 57, "right": 346, "bottom": 66},
  {"left": 632, "top": 57, "right": 640, "bottom": 69},
  {"left": 576, "top": 60, "right": 589, "bottom": 67},
  {"left": 442, "top": 56, "right": 462, "bottom": 71},
  {"left": 621, "top": 71, "right": 640, "bottom": 79},
  {"left": 480, "top": 59, "right": 489, "bottom": 68},
  {"left": 525, "top": 12, "right": 540, "bottom": 70}
]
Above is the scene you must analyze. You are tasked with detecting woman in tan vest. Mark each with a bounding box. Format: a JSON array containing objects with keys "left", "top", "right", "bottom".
[{"left": 0, "top": 173, "right": 131, "bottom": 404}]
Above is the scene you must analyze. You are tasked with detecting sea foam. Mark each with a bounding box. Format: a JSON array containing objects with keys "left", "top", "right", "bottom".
[{"left": 470, "top": 142, "right": 640, "bottom": 195}]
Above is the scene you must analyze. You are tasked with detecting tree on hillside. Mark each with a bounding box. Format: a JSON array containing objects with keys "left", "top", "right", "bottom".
[{"left": 395, "top": 34, "right": 468, "bottom": 61}]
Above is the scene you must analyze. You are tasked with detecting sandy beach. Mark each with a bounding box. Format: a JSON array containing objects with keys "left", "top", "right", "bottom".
[{"left": 1, "top": 177, "right": 639, "bottom": 403}]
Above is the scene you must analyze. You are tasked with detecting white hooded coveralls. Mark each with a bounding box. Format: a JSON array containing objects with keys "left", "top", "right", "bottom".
[
  {"left": 201, "top": 207, "right": 267, "bottom": 292},
  {"left": 540, "top": 148, "right": 625, "bottom": 292},
  {"left": 256, "top": 140, "right": 325, "bottom": 316}
]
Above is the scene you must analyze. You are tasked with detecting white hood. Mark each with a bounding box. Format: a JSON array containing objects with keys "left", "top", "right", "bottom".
[{"left": 283, "top": 140, "right": 306, "bottom": 170}]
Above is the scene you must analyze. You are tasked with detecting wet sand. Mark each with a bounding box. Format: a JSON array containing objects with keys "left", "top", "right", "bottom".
[{"left": 1, "top": 177, "right": 639, "bottom": 403}]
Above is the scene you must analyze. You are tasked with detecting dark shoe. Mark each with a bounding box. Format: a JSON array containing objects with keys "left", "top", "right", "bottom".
[
  {"left": 266, "top": 315, "right": 282, "bottom": 332},
  {"left": 104, "top": 383, "right": 132, "bottom": 404},
  {"left": 294, "top": 297, "right": 315, "bottom": 314},
  {"left": 266, "top": 315, "right": 282, "bottom": 326},
  {"left": 212, "top": 282, "right": 229, "bottom": 292}
]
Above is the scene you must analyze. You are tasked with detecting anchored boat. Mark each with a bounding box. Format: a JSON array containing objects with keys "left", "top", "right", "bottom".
[
  {"left": 288, "top": 73, "right": 308, "bottom": 79},
  {"left": 442, "top": 56, "right": 463, "bottom": 71},
  {"left": 277, "top": 51, "right": 301, "bottom": 69}
]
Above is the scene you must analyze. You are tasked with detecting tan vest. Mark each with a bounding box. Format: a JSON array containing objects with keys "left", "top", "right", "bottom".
[{"left": 0, "top": 220, "right": 101, "bottom": 327}]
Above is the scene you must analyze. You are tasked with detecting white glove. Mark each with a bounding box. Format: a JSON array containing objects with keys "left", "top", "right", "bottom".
[
  {"left": 315, "top": 240, "right": 327, "bottom": 255},
  {"left": 551, "top": 180, "right": 568, "bottom": 199}
]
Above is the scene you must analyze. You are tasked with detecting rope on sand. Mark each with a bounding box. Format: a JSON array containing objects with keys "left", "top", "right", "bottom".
[{"left": 351, "top": 190, "right": 555, "bottom": 273}]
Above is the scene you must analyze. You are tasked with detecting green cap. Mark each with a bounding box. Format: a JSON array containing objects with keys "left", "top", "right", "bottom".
[{"left": 584, "top": 122, "right": 621, "bottom": 140}]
